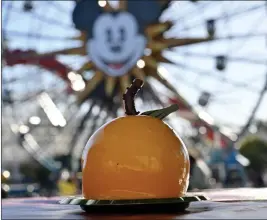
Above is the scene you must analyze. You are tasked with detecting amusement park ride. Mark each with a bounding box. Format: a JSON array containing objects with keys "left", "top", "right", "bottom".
[{"left": 2, "top": 0, "right": 267, "bottom": 173}]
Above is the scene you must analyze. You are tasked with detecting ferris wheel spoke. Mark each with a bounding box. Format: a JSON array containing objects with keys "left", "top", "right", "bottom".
[
  {"left": 145, "top": 82, "right": 164, "bottom": 107},
  {"left": 2, "top": 1, "right": 13, "bottom": 33},
  {"left": 143, "top": 56, "right": 178, "bottom": 95},
  {"left": 48, "top": 1, "right": 71, "bottom": 15},
  {"left": 104, "top": 76, "right": 117, "bottom": 97},
  {"left": 237, "top": 73, "right": 267, "bottom": 139},
  {"left": 75, "top": 62, "right": 94, "bottom": 74},
  {"left": 119, "top": 75, "right": 131, "bottom": 96},
  {"left": 137, "top": 82, "right": 164, "bottom": 108},
  {"left": 4, "top": 30, "right": 77, "bottom": 41},
  {"left": 102, "top": 1, "right": 115, "bottom": 12},
  {"left": 166, "top": 58, "right": 260, "bottom": 93},
  {"left": 82, "top": 102, "right": 109, "bottom": 144},
  {"left": 177, "top": 4, "right": 265, "bottom": 33},
  {"left": 71, "top": 101, "right": 108, "bottom": 168},
  {"left": 148, "top": 36, "right": 213, "bottom": 51},
  {"left": 145, "top": 21, "right": 172, "bottom": 38},
  {"left": 7, "top": 72, "right": 67, "bottom": 101},
  {"left": 169, "top": 33, "right": 267, "bottom": 49},
  {"left": 172, "top": 73, "right": 203, "bottom": 93},
  {"left": 5, "top": 46, "right": 86, "bottom": 60},
  {"left": 227, "top": 12, "right": 267, "bottom": 54},
  {"left": 20, "top": 133, "right": 59, "bottom": 172},
  {"left": 12, "top": 91, "right": 43, "bottom": 103},
  {"left": 149, "top": 70, "right": 177, "bottom": 95},
  {"left": 12, "top": 85, "right": 65, "bottom": 104},
  {"left": 118, "top": 0, "right": 127, "bottom": 10},
  {"left": 76, "top": 71, "right": 104, "bottom": 104},
  {"left": 169, "top": 1, "right": 214, "bottom": 22},
  {"left": 3, "top": 77, "right": 28, "bottom": 85},
  {"left": 11, "top": 6, "right": 72, "bottom": 29},
  {"left": 179, "top": 51, "right": 267, "bottom": 65},
  {"left": 211, "top": 77, "right": 264, "bottom": 99},
  {"left": 132, "top": 67, "right": 146, "bottom": 81},
  {"left": 35, "top": 46, "right": 86, "bottom": 58},
  {"left": 211, "top": 98, "right": 246, "bottom": 105},
  {"left": 163, "top": 36, "right": 213, "bottom": 48},
  {"left": 3, "top": 66, "right": 44, "bottom": 83},
  {"left": 69, "top": 100, "right": 96, "bottom": 151},
  {"left": 161, "top": 63, "right": 205, "bottom": 93}
]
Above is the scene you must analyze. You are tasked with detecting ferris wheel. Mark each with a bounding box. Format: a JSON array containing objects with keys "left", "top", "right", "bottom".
[{"left": 2, "top": 0, "right": 267, "bottom": 172}]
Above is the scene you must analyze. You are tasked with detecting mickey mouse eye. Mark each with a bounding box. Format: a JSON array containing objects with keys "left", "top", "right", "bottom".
[
  {"left": 119, "top": 27, "right": 126, "bottom": 42},
  {"left": 106, "top": 28, "right": 112, "bottom": 43}
]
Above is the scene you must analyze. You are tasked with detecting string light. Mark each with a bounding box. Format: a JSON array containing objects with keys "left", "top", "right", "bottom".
[
  {"left": 98, "top": 0, "right": 106, "bottom": 7},
  {"left": 137, "top": 59, "right": 145, "bottom": 68}
]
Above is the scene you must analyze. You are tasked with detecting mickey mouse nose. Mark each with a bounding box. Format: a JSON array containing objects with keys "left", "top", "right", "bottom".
[{"left": 110, "top": 45, "right": 122, "bottom": 53}]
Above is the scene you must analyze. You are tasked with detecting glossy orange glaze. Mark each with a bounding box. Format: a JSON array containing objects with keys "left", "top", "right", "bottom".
[{"left": 82, "top": 115, "right": 190, "bottom": 200}]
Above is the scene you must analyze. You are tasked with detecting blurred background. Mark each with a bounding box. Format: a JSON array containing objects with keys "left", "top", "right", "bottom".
[{"left": 1, "top": 0, "right": 267, "bottom": 198}]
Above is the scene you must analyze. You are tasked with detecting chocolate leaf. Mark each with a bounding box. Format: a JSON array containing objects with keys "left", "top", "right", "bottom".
[{"left": 140, "top": 104, "right": 179, "bottom": 120}]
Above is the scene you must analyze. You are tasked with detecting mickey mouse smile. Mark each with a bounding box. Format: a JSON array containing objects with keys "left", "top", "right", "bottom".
[
  {"left": 87, "top": 12, "right": 146, "bottom": 77},
  {"left": 101, "top": 53, "right": 133, "bottom": 70}
]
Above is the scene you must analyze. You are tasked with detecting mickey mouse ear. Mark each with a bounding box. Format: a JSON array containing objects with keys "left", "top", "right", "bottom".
[
  {"left": 127, "top": 0, "right": 170, "bottom": 32},
  {"left": 72, "top": 0, "right": 102, "bottom": 34}
]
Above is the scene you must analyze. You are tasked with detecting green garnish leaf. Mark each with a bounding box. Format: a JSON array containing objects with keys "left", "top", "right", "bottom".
[{"left": 140, "top": 104, "right": 179, "bottom": 120}]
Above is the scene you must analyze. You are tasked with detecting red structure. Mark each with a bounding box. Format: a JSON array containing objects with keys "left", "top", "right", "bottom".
[{"left": 4, "top": 49, "right": 72, "bottom": 84}]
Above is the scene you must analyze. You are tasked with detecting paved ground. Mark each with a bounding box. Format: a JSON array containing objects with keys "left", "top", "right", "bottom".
[{"left": 2, "top": 188, "right": 267, "bottom": 219}]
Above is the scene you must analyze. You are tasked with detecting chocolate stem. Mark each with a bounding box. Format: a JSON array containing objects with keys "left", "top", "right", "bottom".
[{"left": 123, "top": 78, "right": 144, "bottom": 115}]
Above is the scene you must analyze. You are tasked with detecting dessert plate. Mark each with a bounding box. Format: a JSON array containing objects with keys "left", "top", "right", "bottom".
[{"left": 59, "top": 195, "right": 209, "bottom": 213}]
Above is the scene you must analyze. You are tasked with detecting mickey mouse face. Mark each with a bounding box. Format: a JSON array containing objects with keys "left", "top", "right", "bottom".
[
  {"left": 72, "top": 0, "right": 168, "bottom": 77},
  {"left": 88, "top": 12, "right": 146, "bottom": 77}
]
